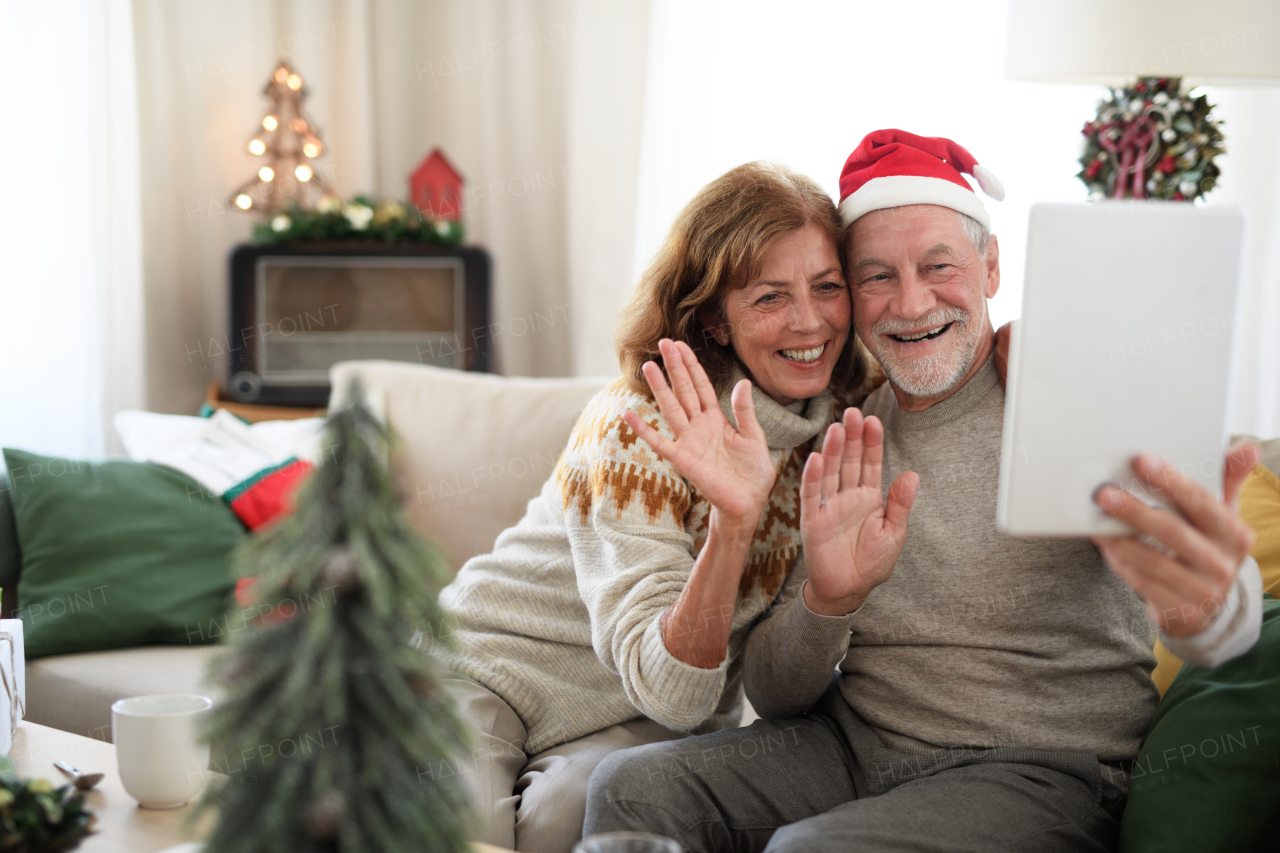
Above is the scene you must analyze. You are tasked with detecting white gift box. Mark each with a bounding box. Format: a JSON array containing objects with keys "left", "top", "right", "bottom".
[{"left": 0, "top": 619, "right": 26, "bottom": 757}]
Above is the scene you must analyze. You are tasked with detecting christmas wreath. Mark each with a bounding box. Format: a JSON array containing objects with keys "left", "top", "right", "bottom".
[
  {"left": 251, "top": 195, "right": 464, "bottom": 246},
  {"left": 1079, "top": 77, "right": 1224, "bottom": 202}
]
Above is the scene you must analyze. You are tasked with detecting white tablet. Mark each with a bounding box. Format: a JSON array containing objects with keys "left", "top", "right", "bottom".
[{"left": 997, "top": 202, "right": 1245, "bottom": 537}]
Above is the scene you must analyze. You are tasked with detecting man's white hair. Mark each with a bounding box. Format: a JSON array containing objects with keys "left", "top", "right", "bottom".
[
  {"left": 842, "top": 208, "right": 991, "bottom": 257},
  {"left": 958, "top": 212, "right": 991, "bottom": 258},
  {"left": 955, "top": 212, "right": 992, "bottom": 328}
]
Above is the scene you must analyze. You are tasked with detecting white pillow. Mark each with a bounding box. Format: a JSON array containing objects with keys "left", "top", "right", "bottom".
[
  {"left": 236, "top": 418, "right": 325, "bottom": 464},
  {"left": 113, "top": 410, "right": 326, "bottom": 465},
  {"left": 113, "top": 411, "right": 207, "bottom": 461}
]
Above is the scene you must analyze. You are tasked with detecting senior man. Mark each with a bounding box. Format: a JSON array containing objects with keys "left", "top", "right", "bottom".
[{"left": 583, "top": 129, "right": 1264, "bottom": 853}]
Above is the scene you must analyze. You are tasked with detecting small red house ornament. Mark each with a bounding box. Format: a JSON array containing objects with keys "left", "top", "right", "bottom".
[{"left": 409, "top": 148, "right": 464, "bottom": 221}]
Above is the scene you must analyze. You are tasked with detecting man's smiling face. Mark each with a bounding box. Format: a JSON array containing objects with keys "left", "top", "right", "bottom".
[{"left": 847, "top": 204, "right": 1000, "bottom": 410}]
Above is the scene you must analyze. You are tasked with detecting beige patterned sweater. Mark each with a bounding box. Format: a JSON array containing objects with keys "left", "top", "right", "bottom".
[{"left": 434, "top": 363, "right": 851, "bottom": 754}]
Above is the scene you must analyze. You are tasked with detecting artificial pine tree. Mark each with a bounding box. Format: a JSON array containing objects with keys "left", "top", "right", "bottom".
[
  {"left": 231, "top": 61, "right": 331, "bottom": 214},
  {"left": 198, "top": 385, "right": 473, "bottom": 853}
]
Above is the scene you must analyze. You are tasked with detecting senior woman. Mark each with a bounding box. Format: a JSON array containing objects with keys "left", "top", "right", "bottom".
[{"left": 432, "top": 161, "right": 883, "bottom": 852}]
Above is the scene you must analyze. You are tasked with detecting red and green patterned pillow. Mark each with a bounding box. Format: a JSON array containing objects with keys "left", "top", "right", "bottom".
[
  {"left": 224, "top": 458, "right": 313, "bottom": 529},
  {"left": 144, "top": 410, "right": 316, "bottom": 531}
]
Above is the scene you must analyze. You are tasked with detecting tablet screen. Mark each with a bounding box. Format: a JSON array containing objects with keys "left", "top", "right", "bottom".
[{"left": 997, "top": 202, "right": 1245, "bottom": 536}]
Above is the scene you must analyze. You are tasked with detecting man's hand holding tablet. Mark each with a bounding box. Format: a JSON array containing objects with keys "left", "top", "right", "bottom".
[{"left": 1093, "top": 444, "right": 1259, "bottom": 638}]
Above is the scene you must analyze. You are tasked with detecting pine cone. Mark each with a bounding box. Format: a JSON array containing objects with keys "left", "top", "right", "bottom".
[
  {"left": 408, "top": 672, "right": 439, "bottom": 700},
  {"left": 320, "top": 546, "right": 361, "bottom": 596},
  {"left": 221, "top": 656, "right": 256, "bottom": 687},
  {"left": 306, "top": 791, "right": 347, "bottom": 840}
]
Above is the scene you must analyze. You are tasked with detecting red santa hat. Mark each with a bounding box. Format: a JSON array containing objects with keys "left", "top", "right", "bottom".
[{"left": 838, "top": 129, "right": 1005, "bottom": 230}]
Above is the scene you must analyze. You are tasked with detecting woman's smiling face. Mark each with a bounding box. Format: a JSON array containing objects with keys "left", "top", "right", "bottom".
[{"left": 708, "top": 223, "right": 851, "bottom": 406}]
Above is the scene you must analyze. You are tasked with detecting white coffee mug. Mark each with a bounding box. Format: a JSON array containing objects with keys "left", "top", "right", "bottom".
[{"left": 111, "top": 694, "right": 213, "bottom": 809}]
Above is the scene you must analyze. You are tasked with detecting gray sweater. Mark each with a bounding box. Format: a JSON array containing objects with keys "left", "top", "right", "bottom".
[
  {"left": 744, "top": 353, "right": 1261, "bottom": 762},
  {"left": 744, "top": 356, "right": 1164, "bottom": 762}
]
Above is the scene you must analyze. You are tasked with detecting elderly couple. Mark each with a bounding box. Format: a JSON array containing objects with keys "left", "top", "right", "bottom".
[{"left": 430, "top": 129, "right": 1264, "bottom": 853}]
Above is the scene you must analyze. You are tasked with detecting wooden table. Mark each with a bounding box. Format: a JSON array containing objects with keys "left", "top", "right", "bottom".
[
  {"left": 10, "top": 721, "right": 209, "bottom": 852},
  {"left": 9, "top": 721, "right": 511, "bottom": 853}
]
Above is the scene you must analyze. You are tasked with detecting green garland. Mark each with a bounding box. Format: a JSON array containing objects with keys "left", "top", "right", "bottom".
[
  {"left": 1079, "top": 77, "right": 1224, "bottom": 202},
  {"left": 252, "top": 195, "right": 464, "bottom": 246}
]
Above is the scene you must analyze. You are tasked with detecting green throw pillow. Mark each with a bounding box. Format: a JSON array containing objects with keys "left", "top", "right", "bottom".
[
  {"left": 0, "top": 470, "right": 20, "bottom": 594},
  {"left": 0, "top": 470, "right": 21, "bottom": 619},
  {"left": 1119, "top": 595, "right": 1280, "bottom": 852},
  {"left": 2, "top": 448, "right": 245, "bottom": 658}
]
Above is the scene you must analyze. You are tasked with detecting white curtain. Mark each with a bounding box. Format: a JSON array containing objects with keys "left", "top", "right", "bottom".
[
  {"left": 4, "top": 0, "right": 1274, "bottom": 455},
  {"left": 1211, "top": 86, "right": 1280, "bottom": 438},
  {"left": 130, "top": 0, "right": 650, "bottom": 417},
  {"left": 633, "top": 0, "right": 1280, "bottom": 439},
  {"left": 0, "top": 0, "right": 145, "bottom": 459}
]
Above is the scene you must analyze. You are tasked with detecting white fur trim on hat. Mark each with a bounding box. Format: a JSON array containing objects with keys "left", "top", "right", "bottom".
[
  {"left": 839, "top": 175, "right": 991, "bottom": 229},
  {"left": 972, "top": 164, "right": 1006, "bottom": 201}
]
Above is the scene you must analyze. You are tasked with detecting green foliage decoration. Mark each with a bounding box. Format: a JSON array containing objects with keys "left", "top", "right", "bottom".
[
  {"left": 252, "top": 196, "right": 465, "bottom": 246},
  {"left": 0, "top": 768, "right": 94, "bottom": 853}
]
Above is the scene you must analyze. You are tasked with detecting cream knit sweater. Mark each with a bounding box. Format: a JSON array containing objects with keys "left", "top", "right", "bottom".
[{"left": 434, "top": 364, "right": 856, "bottom": 754}]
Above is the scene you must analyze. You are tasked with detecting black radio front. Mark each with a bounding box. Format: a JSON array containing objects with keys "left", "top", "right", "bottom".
[{"left": 226, "top": 242, "right": 491, "bottom": 406}]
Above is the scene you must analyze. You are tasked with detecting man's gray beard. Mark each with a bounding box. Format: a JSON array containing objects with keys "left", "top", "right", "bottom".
[{"left": 870, "top": 306, "right": 981, "bottom": 399}]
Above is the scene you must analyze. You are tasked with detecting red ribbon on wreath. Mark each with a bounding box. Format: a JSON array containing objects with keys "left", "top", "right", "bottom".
[{"left": 1097, "top": 115, "right": 1160, "bottom": 199}]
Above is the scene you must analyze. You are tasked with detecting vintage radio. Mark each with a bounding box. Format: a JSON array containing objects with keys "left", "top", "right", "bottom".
[{"left": 226, "top": 242, "right": 491, "bottom": 406}]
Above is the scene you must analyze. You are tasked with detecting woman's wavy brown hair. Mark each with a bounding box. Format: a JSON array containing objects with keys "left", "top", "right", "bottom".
[{"left": 615, "top": 161, "right": 873, "bottom": 398}]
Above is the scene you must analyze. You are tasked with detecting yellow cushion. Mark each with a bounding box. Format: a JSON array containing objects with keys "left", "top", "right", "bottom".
[
  {"left": 1241, "top": 463, "right": 1280, "bottom": 595},
  {"left": 1151, "top": 463, "right": 1280, "bottom": 695},
  {"left": 1150, "top": 639, "right": 1183, "bottom": 696}
]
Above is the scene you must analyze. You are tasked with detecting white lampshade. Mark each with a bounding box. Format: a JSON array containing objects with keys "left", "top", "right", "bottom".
[{"left": 1006, "top": 0, "right": 1280, "bottom": 86}]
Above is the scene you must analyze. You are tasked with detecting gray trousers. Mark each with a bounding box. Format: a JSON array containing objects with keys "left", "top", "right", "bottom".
[
  {"left": 444, "top": 673, "right": 687, "bottom": 853},
  {"left": 585, "top": 688, "right": 1124, "bottom": 853}
]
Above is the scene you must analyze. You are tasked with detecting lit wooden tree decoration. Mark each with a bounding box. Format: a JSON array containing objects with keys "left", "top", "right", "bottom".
[{"left": 232, "top": 62, "right": 331, "bottom": 214}]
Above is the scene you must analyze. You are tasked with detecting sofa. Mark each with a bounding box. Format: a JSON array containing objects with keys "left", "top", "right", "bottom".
[
  {"left": 18, "top": 360, "right": 610, "bottom": 741},
  {"left": 12, "top": 359, "right": 1280, "bottom": 744},
  {"left": 5, "top": 356, "right": 1276, "bottom": 853}
]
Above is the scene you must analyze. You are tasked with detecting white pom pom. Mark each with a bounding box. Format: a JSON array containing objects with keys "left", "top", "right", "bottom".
[{"left": 972, "top": 164, "right": 1005, "bottom": 201}]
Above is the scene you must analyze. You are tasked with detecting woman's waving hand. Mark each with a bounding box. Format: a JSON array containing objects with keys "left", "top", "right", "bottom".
[{"left": 623, "top": 338, "right": 776, "bottom": 528}]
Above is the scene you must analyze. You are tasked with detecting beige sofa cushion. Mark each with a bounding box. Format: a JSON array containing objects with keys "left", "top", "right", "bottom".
[
  {"left": 25, "top": 646, "right": 220, "bottom": 741},
  {"left": 330, "top": 361, "right": 610, "bottom": 570}
]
